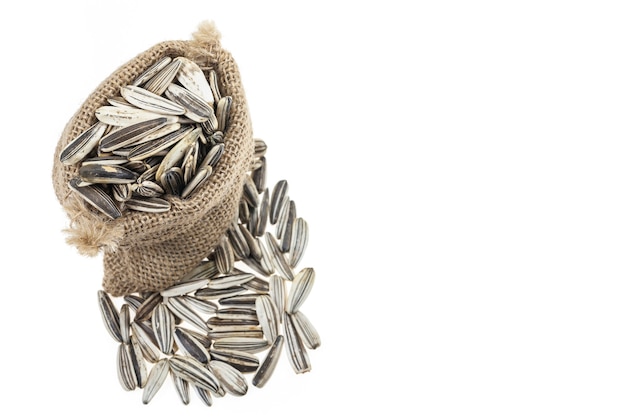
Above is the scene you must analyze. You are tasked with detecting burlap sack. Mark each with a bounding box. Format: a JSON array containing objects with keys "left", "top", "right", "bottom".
[{"left": 52, "top": 22, "right": 253, "bottom": 297}]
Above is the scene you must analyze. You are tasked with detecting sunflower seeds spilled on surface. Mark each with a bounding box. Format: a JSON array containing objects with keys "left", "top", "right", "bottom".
[{"left": 96, "top": 170, "right": 320, "bottom": 404}]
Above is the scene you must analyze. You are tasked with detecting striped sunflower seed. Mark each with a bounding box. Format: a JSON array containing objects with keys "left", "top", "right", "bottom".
[
  {"left": 97, "top": 290, "right": 122, "bottom": 343},
  {"left": 284, "top": 313, "right": 311, "bottom": 374},
  {"left": 152, "top": 303, "right": 175, "bottom": 354},
  {"left": 173, "top": 328, "right": 210, "bottom": 364},
  {"left": 60, "top": 122, "right": 107, "bottom": 165},
  {"left": 117, "top": 343, "right": 137, "bottom": 391},
  {"left": 70, "top": 178, "right": 121, "bottom": 220},
  {"left": 255, "top": 295, "right": 280, "bottom": 343},
  {"left": 132, "top": 56, "right": 172, "bottom": 87},
  {"left": 208, "top": 360, "right": 248, "bottom": 396},
  {"left": 171, "top": 372, "right": 190, "bottom": 405},
  {"left": 142, "top": 358, "right": 169, "bottom": 404},
  {"left": 286, "top": 267, "right": 315, "bottom": 314},
  {"left": 252, "top": 335, "right": 284, "bottom": 388},
  {"left": 290, "top": 311, "right": 321, "bottom": 350},
  {"left": 168, "top": 355, "right": 220, "bottom": 393},
  {"left": 121, "top": 85, "right": 185, "bottom": 115}
]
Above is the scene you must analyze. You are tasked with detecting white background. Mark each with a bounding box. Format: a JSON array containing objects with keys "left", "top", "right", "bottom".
[{"left": 2, "top": 0, "right": 626, "bottom": 415}]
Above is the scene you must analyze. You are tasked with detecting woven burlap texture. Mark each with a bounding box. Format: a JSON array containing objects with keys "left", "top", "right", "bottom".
[{"left": 51, "top": 22, "right": 253, "bottom": 296}]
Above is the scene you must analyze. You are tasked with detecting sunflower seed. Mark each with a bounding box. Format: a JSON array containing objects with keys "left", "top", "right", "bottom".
[
  {"left": 254, "top": 139, "right": 267, "bottom": 158},
  {"left": 216, "top": 307, "right": 258, "bottom": 321},
  {"left": 276, "top": 198, "right": 291, "bottom": 240},
  {"left": 208, "top": 69, "right": 221, "bottom": 102},
  {"left": 181, "top": 166, "right": 211, "bottom": 199},
  {"left": 95, "top": 105, "right": 164, "bottom": 126},
  {"left": 198, "top": 143, "right": 224, "bottom": 169},
  {"left": 160, "top": 277, "right": 209, "bottom": 298},
  {"left": 208, "top": 328, "right": 264, "bottom": 339},
  {"left": 166, "top": 83, "right": 216, "bottom": 123},
  {"left": 155, "top": 126, "right": 200, "bottom": 181},
  {"left": 181, "top": 140, "right": 198, "bottom": 184},
  {"left": 281, "top": 200, "right": 297, "bottom": 252},
  {"left": 81, "top": 155, "right": 128, "bottom": 166},
  {"left": 255, "top": 295, "right": 279, "bottom": 343},
  {"left": 97, "top": 290, "right": 122, "bottom": 342},
  {"left": 181, "top": 296, "right": 218, "bottom": 315},
  {"left": 60, "top": 122, "right": 107, "bottom": 165},
  {"left": 183, "top": 260, "right": 218, "bottom": 281},
  {"left": 194, "top": 286, "right": 246, "bottom": 300},
  {"left": 131, "top": 322, "right": 160, "bottom": 363},
  {"left": 239, "top": 224, "right": 262, "bottom": 261},
  {"left": 241, "top": 276, "right": 270, "bottom": 293},
  {"left": 290, "top": 311, "right": 321, "bottom": 350},
  {"left": 248, "top": 204, "right": 259, "bottom": 236},
  {"left": 125, "top": 196, "right": 171, "bottom": 213},
  {"left": 269, "top": 275, "right": 285, "bottom": 322},
  {"left": 182, "top": 328, "right": 213, "bottom": 349},
  {"left": 99, "top": 117, "right": 172, "bottom": 153},
  {"left": 212, "top": 338, "right": 269, "bottom": 353},
  {"left": 134, "top": 292, "right": 163, "bottom": 323},
  {"left": 208, "top": 360, "right": 248, "bottom": 396},
  {"left": 123, "top": 294, "right": 144, "bottom": 311},
  {"left": 132, "top": 56, "right": 172, "bottom": 87},
  {"left": 255, "top": 188, "right": 270, "bottom": 236},
  {"left": 289, "top": 217, "right": 309, "bottom": 268},
  {"left": 242, "top": 176, "right": 259, "bottom": 208},
  {"left": 194, "top": 386, "right": 213, "bottom": 407},
  {"left": 218, "top": 293, "right": 260, "bottom": 306},
  {"left": 119, "top": 304, "right": 131, "bottom": 344},
  {"left": 132, "top": 180, "right": 164, "bottom": 198},
  {"left": 236, "top": 201, "right": 250, "bottom": 226},
  {"left": 270, "top": 180, "right": 288, "bottom": 224},
  {"left": 107, "top": 96, "right": 135, "bottom": 109},
  {"left": 121, "top": 85, "right": 185, "bottom": 115},
  {"left": 175, "top": 57, "right": 214, "bottom": 104},
  {"left": 228, "top": 223, "right": 250, "bottom": 259},
  {"left": 216, "top": 95, "right": 232, "bottom": 132},
  {"left": 169, "top": 355, "right": 220, "bottom": 393},
  {"left": 129, "top": 335, "right": 148, "bottom": 388},
  {"left": 152, "top": 303, "right": 174, "bottom": 354},
  {"left": 70, "top": 179, "right": 122, "bottom": 220},
  {"left": 171, "top": 372, "right": 190, "bottom": 405},
  {"left": 208, "top": 273, "right": 255, "bottom": 290},
  {"left": 143, "top": 58, "right": 182, "bottom": 96},
  {"left": 78, "top": 164, "right": 139, "bottom": 185},
  {"left": 284, "top": 313, "right": 311, "bottom": 374},
  {"left": 166, "top": 296, "right": 209, "bottom": 333},
  {"left": 215, "top": 237, "right": 235, "bottom": 275},
  {"left": 207, "top": 318, "right": 260, "bottom": 327},
  {"left": 209, "top": 349, "right": 259, "bottom": 373},
  {"left": 257, "top": 238, "right": 275, "bottom": 275},
  {"left": 252, "top": 156, "right": 266, "bottom": 193},
  {"left": 117, "top": 343, "right": 137, "bottom": 391},
  {"left": 174, "top": 328, "right": 210, "bottom": 364},
  {"left": 142, "top": 358, "right": 169, "bottom": 404},
  {"left": 252, "top": 335, "right": 284, "bottom": 388},
  {"left": 265, "top": 233, "right": 294, "bottom": 280},
  {"left": 286, "top": 268, "right": 315, "bottom": 314},
  {"left": 160, "top": 167, "right": 184, "bottom": 196},
  {"left": 127, "top": 125, "right": 192, "bottom": 161}
]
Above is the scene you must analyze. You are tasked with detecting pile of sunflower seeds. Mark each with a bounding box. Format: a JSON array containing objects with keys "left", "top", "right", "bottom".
[
  {"left": 97, "top": 154, "right": 320, "bottom": 405},
  {"left": 60, "top": 56, "right": 231, "bottom": 219}
]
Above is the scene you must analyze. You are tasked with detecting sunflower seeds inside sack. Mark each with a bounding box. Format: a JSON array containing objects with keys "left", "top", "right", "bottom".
[{"left": 60, "top": 57, "right": 232, "bottom": 219}]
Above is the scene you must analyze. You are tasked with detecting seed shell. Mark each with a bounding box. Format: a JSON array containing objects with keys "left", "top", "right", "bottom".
[{"left": 252, "top": 335, "right": 285, "bottom": 388}]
